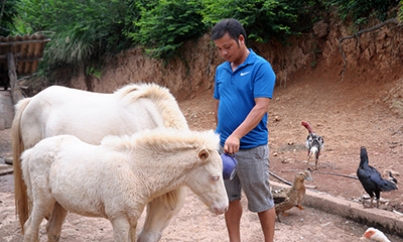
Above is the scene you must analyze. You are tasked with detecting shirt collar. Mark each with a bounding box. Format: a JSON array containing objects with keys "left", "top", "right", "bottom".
[{"left": 224, "top": 48, "right": 255, "bottom": 72}]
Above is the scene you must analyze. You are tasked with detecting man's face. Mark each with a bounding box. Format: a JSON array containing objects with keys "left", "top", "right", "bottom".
[{"left": 213, "top": 33, "right": 243, "bottom": 63}]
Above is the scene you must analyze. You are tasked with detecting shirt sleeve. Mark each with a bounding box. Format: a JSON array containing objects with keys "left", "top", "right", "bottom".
[{"left": 253, "top": 61, "right": 276, "bottom": 99}]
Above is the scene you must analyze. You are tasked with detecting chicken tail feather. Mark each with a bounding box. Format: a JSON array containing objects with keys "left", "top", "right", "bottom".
[{"left": 379, "top": 179, "right": 398, "bottom": 191}]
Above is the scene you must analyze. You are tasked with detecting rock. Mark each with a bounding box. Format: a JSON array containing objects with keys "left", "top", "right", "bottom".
[
  {"left": 313, "top": 20, "right": 329, "bottom": 38},
  {"left": 4, "top": 157, "right": 12, "bottom": 165}
]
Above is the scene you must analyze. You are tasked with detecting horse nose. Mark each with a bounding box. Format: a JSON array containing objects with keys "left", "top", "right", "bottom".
[{"left": 213, "top": 205, "right": 228, "bottom": 215}]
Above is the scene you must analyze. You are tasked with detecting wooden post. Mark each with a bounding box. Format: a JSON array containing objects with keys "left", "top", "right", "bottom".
[{"left": 7, "top": 52, "right": 24, "bottom": 104}]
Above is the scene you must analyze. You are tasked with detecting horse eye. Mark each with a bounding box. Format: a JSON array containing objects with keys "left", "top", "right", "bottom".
[{"left": 212, "top": 176, "right": 219, "bottom": 181}]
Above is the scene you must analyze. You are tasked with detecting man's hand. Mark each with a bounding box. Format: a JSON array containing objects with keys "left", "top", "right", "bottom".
[{"left": 224, "top": 135, "right": 240, "bottom": 155}]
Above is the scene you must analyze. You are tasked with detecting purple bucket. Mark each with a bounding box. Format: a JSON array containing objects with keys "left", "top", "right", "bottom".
[{"left": 221, "top": 153, "right": 238, "bottom": 180}]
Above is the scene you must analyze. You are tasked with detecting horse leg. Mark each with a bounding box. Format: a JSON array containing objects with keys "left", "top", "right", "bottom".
[
  {"left": 23, "top": 201, "right": 52, "bottom": 242},
  {"left": 137, "top": 188, "right": 186, "bottom": 242},
  {"left": 22, "top": 216, "right": 35, "bottom": 242},
  {"left": 111, "top": 216, "right": 133, "bottom": 242},
  {"left": 129, "top": 224, "right": 137, "bottom": 242},
  {"left": 46, "top": 202, "right": 68, "bottom": 242}
]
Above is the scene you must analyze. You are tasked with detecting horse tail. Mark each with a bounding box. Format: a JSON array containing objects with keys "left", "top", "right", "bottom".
[
  {"left": 20, "top": 148, "right": 33, "bottom": 217},
  {"left": 11, "top": 97, "right": 31, "bottom": 233}
]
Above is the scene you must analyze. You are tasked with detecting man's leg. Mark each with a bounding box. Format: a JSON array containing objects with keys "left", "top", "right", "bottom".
[
  {"left": 225, "top": 199, "right": 243, "bottom": 242},
  {"left": 258, "top": 207, "right": 276, "bottom": 242}
]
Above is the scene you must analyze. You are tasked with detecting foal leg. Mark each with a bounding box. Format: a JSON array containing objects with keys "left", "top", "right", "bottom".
[
  {"left": 111, "top": 216, "right": 133, "bottom": 242},
  {"left": 138, "top": 188, "right": 186, "bottom": 242},
  {"left": 46, "top": 202, "right": 68, "bottom": 242},
  {"left": 23, "top": 201, "right": 53, "bottom": 242},
  {"left": 23, "top": 216, "right": 37, "bottom": 242}
]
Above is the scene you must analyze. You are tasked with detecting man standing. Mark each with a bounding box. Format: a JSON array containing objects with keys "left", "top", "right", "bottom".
[{"left": 211, "top": 18, "right": 276, "bottom": 242}]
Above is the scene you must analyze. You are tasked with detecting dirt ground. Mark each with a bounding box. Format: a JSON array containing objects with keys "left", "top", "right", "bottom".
[{"left": 1, "top": 60, "right": 403, "bottom": 241}]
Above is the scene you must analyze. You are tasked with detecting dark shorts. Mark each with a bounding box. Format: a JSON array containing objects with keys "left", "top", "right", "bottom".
[{"left": 223, "top": 145, "right": 274, "bottom": 213}]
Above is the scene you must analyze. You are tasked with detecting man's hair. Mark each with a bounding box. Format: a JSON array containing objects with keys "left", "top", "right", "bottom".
[{"left": 211, "top": 18, "right": 247, "bottom": 45}]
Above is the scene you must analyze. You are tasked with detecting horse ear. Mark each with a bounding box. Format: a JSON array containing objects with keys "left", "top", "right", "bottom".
[{"left": 198, "top": 149, "right": 210, "bottom": 161}]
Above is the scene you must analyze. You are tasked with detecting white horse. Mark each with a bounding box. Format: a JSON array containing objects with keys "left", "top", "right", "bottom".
[
  {"left": 11, "top": 83, "right": 189, "bottom": 241},
  {"left": 21, "top": 128, "right": 229, "bottom": 242}
]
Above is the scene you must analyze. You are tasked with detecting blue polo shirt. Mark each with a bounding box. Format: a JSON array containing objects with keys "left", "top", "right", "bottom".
[{"left": 213, "top": 49, "right": 276, "bottom": 148}]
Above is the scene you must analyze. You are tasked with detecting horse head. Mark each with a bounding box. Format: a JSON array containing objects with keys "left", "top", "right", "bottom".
[{"left": 184, "top": 133, "right": 229, "bottom": 215}]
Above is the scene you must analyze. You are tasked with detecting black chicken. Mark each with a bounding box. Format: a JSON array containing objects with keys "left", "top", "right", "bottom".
[
  {"left": 356, "top": 146, "right": 398, "bottom": 208},
  {"left": 301, "top": 121, "right": 324, "bottom": 170}
]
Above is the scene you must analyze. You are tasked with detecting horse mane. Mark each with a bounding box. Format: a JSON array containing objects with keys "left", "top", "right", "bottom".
[
  {"left": 114, "top": 83, "right": 189, "bottom": 130},
  {"left": 101, "top": 128, "right": 219, "bottom": 154}
]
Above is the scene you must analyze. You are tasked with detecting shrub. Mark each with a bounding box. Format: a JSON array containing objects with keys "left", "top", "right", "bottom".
[
  {"left": 17, "top": 0, "right": 137, "bottom": 66},
  {"left": 326, "top": 0, "right": 399, "bottom": 27},
  {"left": 129, "top": 0, "right": 207, "bottom": 60},
  {"left": 201, "top": 0, "right": 322, "bottom": 43}
]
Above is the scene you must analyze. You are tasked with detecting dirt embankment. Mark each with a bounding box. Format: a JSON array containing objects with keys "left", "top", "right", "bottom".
[{"left": 63, "top": 17, "right": 402, "bottom": 106}]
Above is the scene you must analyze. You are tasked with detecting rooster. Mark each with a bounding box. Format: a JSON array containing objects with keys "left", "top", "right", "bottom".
[
  {"left": 357, "top": 147, "right": 398, "bottom": 208},
  {"left": 383, "top": 169, "right": 398, "bottom": 187},
  {"left": 361, "top": 227, "right": 391, "bottom": 242},
  {"left": 301, "top": 121, "right": 324, "bottom": 170}
]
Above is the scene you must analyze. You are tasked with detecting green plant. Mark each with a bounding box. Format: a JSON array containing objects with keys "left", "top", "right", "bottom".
[
  {"left": 0, "top": 0, "right": 19, "bottom": 36},
  {"left": 326, "top": 0, "right": 399, "bottom": 27},
  {"left": 16, "top": 0, "right": 138, "bottom": 66},
  {"left": 201, "top": 0, "right": 322, "bottom": 43},
  {"left": 86, "top": 65, "right": 102, "bottom": 79},
  {"left": 129, "top": 0, "right": 207, "bottom": 60}
]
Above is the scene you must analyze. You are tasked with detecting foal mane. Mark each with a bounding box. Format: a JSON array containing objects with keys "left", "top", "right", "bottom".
[
  {"left": 114, "top": 83, "right": 189, "bottom": 130},
  {"left": 101, "top": 128, "right": 219, "bottom": 154}
]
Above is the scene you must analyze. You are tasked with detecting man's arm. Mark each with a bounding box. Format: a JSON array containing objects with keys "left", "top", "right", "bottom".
[
  {"left": 214, "top": 99, "right": 219, "bottom": 126},
  {"left": 224, "top": 97, "right": 270, "bottom": 154}
]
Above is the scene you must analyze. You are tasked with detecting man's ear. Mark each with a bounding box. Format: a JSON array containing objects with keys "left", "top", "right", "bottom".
[{"left": 238, "top": 34, "right": 245, "bottom": 46}]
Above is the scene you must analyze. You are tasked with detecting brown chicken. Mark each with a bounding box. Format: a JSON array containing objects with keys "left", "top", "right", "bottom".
[{"left": 272, "top": 170, "right": 313, "bottom": 222}]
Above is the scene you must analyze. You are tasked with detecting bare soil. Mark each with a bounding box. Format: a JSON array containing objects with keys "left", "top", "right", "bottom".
[
  {"left": 181, "top": 60, "right": 403, "bottom": 209},
  {"left": 1, "top": 60, "right": 403, "bottom": 241}
]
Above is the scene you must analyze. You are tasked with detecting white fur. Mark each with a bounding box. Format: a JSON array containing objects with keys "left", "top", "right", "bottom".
[
  {"left": 21, "top": 128, "right": 228, "bottom": 242},
  {"left": 308, "top": 146, "right": 318, "bottom": 156},
  {"left": 12, "top": 83, "right": 189, "bottom": 241}
]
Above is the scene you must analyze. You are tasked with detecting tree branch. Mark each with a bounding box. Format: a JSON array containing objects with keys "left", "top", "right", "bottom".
[{"left": 269, "top": 171, "right": 292, "bottom": 185}]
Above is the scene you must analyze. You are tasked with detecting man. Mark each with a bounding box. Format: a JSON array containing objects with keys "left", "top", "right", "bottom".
[{"left": 211, "top": 18, "right": 276, "bottom": 242}]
